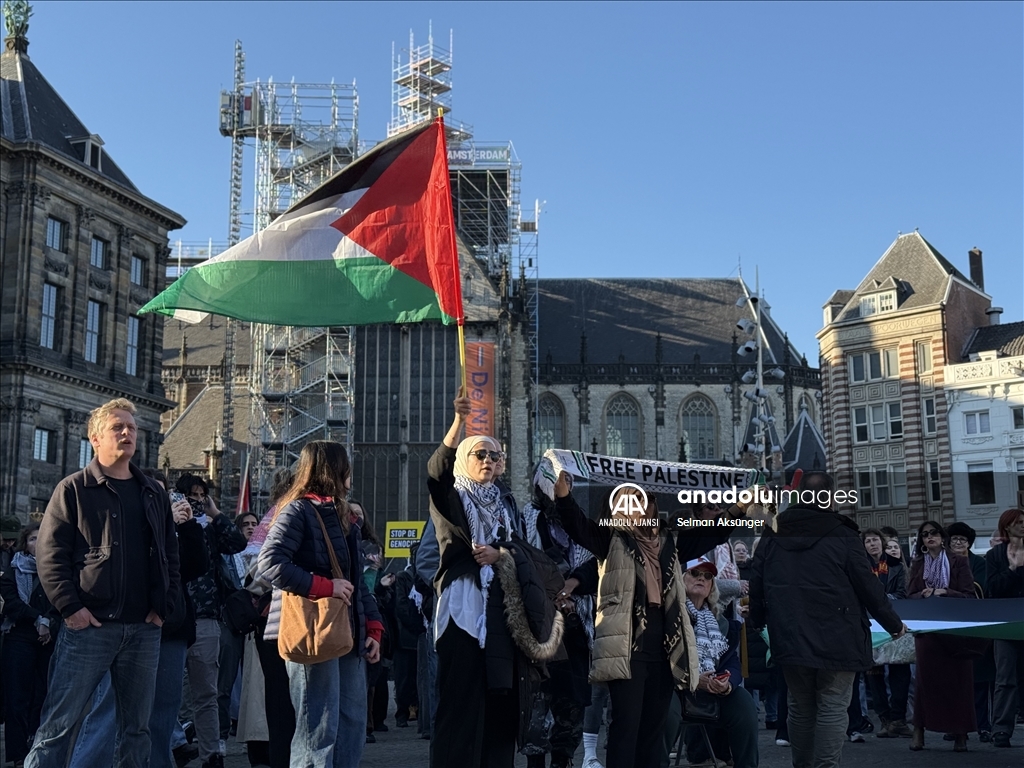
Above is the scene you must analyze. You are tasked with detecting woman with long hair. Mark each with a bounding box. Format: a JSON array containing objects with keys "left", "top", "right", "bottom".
[
  {"left": 551, "top": 479, "right": 747, "bottom": 768},
  {"left": 1, "top": 524, "right": 60, "bottom": 766},
  {"left": 258, "top": 442, "right": 383, "bottom": 768},
  {"left": 906, "top": 520, "right": 977, "bottom": 752}
]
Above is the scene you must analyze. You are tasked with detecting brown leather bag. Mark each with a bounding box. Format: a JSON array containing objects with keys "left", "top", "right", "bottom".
[{"left": 277, "top": 504, "right": 354, "bottom": 664}]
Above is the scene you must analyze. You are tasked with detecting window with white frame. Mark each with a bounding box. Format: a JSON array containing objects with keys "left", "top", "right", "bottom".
[
  {"left": 967, "top": 462, "right": 995, "bottom": 505},
  {"left": 928, "top": 461, "right": 941, "bottom": 503},
  {"left": 870, "top": 404, "right": 887, "bottom": 440},
  {"left": 41, "top": 282, "right": 58, "bottom": 349},
  {"left": 856, "top": 464, "right": 907, "bottom": 509},
  {"left": 126, "top": 316, "right": 140, "bottom": 376},
  {"left": 90, "top": 237, "right": 108, "bottom": 269},
  {"left": 1013, "top": 407, "right": 1023, "bottom": 431},
  {"left": 681, "top": 395, "right": 717, "bottom": 461},
  {"left": 85, "top": 300, "right": 102, "bottom": 363},
  {"left": 849, "top": 348, "right": 898, "bottom": 383},
  {"left": 605, "top": 394, "right": 640, "bottom": 458},
  {"left": 46, "top": 217, "right": 67, "bottom": 252},
  {"left": 922, "top": 397, "right": 937, "bottom": 435},
  {"left": 859, "top": 295, "right": 877, "bottom": 317},
  {"left": 79, "top": 438, "right": 94, "bottom": 468},
  {"left": 130, "top": 255, "right": 145, "bottom": 286},
  {"left": 853, "top": 407, "right": 869, "bottom": 443},
  {"left": 33, "top": 428, "right": 55, "bottom": 462},
  {"left": 965, "top": 410, "right": 990, "bottom": 435},
  {"left": 887, "top": 402, "right": 903, "bottom": 437},
  {"left": 536, "top": 394, "right": 564, "bottom": 455},
  {"left": 915, "top": 340, "right": 932, "bottom": 374}
]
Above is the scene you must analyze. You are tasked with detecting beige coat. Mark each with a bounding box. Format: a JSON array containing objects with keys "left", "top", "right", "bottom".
[{"left": 589, "top": 533, "right": 699, "bottom": 691}]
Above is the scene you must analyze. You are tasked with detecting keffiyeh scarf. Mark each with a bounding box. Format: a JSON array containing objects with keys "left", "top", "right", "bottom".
[
  {"left": 12, "top": 551, "right": 37, "bottom": 604},
  {"left": 923, "top": 550, "right": 950, "bottom": 590},
  {"left": 686, "top": 598, "right": 730, "bottom": 675}
]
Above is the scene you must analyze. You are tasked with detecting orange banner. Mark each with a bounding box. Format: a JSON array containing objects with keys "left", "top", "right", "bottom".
[{"left": 465, "top": 341, "right": 495, "bottom": 437}]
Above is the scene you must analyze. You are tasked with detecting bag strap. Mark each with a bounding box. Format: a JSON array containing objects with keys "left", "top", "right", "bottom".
[{"left": 310, "top": 503, "right": 346, "bottom": 580}]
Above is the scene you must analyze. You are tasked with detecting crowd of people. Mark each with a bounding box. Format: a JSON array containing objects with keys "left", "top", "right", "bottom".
[{"left": 1, "top": 393, "right": 1023, "bottom": 768}]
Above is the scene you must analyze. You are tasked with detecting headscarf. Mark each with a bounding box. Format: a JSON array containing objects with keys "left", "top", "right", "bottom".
[
  {"left": 923, "top": 549, "right": 950, "bottom": 590},
  {"left": 452, "top": 435, "right": 509, "bottom": 645}
]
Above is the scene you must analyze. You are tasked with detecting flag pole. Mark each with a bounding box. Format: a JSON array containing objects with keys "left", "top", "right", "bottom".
[{"left": 437, "top": 108, "right": 468, "bottom": 395}]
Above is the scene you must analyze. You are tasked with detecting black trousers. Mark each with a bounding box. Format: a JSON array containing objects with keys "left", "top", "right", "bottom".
[
  {"left": 217, "top": 623, "right": 245, "bottom": 738},
  {"left": 1, "top": 631, "right": 53, "bottom": 763},
  {"left": 606, "top": 657, "right": 674, "bottom": 768},
  {"left": 682, "top": 686, "right": 759, "bottom": 768},
  {"left": 394, "top": 647, "right": 420, "bottom": 718},
  {"left": 431, "top": 624, "right": 518, "bottom": 768},
  {"left": 866, "top": 663, "right": 911, "bottom": 723},
  {"left": 256, "top": 633, "right": 295, "bottom": 768}
]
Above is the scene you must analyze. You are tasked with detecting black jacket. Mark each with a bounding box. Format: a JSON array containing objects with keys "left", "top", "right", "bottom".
[
  {"left": 394, "top": 568, "right": 425, "bottom": 649},
  {"left": 873, "top": 554, "right": 907, "bottom": 599},
  {"left": 38, "top": 460, "right": 180, "bottom": 622},
  {"left": 749, "top": 505, "right": 902, "bottom": 672},
  {"left": 986, "top": 544, "right": 1024, "bottom": 599},
  {"left": 0, "top": 560, "right": 61, "bottom": 640},
  {"left": 162, "top": 518, "right": 211, "bottom": 645}
]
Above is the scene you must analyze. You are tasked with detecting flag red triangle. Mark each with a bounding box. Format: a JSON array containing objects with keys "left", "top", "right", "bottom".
[{"left": 331, "top": 122, "right": 462, "bottom": 322}]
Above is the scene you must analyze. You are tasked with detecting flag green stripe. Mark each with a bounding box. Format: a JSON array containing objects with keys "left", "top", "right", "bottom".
[{"left": 142, "top": 256, "right": 456, "bottom": 326}]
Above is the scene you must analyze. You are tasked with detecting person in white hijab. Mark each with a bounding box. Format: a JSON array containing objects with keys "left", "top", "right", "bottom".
[{"left": 427, "top": 391, "right": 519, "bottom": 768}]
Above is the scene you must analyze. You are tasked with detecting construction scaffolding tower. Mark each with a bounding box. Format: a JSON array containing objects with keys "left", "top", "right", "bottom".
[{"left": 218, "top": 42, "right": 359, "bottom": 513}]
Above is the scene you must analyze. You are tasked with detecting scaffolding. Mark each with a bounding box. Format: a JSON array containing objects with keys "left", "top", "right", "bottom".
[{"left": 218, "top": 43, "right": 359, "bottom": 512}]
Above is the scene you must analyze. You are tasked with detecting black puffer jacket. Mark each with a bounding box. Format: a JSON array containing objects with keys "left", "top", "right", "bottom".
[
  {"left": 0, "top": 559, "right": 61, "bottom": 640},
  {"left": 749, "top": 505, "right": 903, "bottom": 672},
  {"left": 162, "top": 518, "right": 210, "bottom": 646}
]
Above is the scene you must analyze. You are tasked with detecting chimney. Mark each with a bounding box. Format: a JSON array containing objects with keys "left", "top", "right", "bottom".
[
  {"left": 968, "top": 247, "right": 984, "bottom": 291},
  {"left": 986, "top": 307, "right": 1003, "bottom": 326}
]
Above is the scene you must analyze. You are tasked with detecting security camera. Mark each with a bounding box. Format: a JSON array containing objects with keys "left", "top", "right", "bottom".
[
  {"left": 741, "top": 370, "right": 757, "bottom": 384},
  {"left": 737, "top": 340, "right": 758, "bottom": 356},
  {"left": 769, "top": 368, "right": 785, "bottom": 380}
]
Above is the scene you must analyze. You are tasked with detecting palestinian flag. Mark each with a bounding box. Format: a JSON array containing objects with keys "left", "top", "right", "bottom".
[
  {"left": 870, "top": 597, "right": 1024, "bottom": 646},
  {"left": 141, "top": 118, "right": 463, "bottom": 326}
]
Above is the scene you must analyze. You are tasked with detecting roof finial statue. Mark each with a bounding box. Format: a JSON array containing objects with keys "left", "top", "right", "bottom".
[{"left": 3, "top": 0, "right": 31, "bottom": 53}]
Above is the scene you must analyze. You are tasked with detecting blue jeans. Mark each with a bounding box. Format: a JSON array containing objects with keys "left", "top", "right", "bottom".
[
  {"left": 26, "top": 621, "right": 161, "bottom": 768},
  {"left": 150, "top": 638, "right": 189, "bottom": 768},
  {"left": 287, "top": 652, "right": 366, "bottom": 768},
  {"left": 68, "top": 672, "right": 115, "bottom": 767}
]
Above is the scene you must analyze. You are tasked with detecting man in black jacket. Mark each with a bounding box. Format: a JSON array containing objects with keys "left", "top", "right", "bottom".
[
  {"left": 26, "top": 398, "right": 180, "bottom": 768},
  {"left": 749, "top": 471, "right": 905, "bottom": 768}
]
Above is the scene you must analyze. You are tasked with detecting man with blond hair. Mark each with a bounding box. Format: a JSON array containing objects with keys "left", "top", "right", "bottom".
[{"left": 26, "top": 398, "right": 180, "bottom": 768}]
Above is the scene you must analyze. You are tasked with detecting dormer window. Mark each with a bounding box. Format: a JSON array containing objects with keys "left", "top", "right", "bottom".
[
  {"left": 68, "top": 134, "right": 104, "bottom": 172},
  {"left": 860, "top": 290, "right": 896, "bottom": 317}
]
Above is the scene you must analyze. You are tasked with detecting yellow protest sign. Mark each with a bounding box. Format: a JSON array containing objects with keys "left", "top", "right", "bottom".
[{"left": 384, "top": 520, "right": 427, "bottom": 557}]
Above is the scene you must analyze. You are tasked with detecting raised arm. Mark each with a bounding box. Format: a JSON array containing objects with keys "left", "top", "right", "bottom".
[
  {"left": 552, "top": 473, "right": 611, "bottom": 560},
  {"left": 427, "top": 393, "right": 471, "bottom": 525}
]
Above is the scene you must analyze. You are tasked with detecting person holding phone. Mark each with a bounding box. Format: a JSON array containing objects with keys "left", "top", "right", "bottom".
[{"left": 677, "top": 556, "right": 758, "bottom": 768}]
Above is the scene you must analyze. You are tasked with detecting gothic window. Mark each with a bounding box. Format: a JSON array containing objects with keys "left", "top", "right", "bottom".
[
  {"left": 605, "top": 394, "right": 641, "bottom": 458},
  {"left": 537, "top": 394, "right": 565, "bottom": 454},
  {"left": 680, "top": 395, "right": 717, "bottom": 461}
]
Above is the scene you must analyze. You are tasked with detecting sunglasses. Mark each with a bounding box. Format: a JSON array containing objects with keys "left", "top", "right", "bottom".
[
  {"left": 949, "top": 536, "right": 969, "bottom": 545},
  {"left": 686, "top": 569, "right": 714, "bottom": 582},
  {"left": 470, "top": 450, "right": 504, "bottom": 462},
  {"left": 921, "top": 529, "right": 941, "bottom": 537}
]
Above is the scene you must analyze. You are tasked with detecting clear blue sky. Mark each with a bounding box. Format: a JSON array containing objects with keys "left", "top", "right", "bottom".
[{"left": 14, "top": 1, "right": 1023, "bottom": 359}]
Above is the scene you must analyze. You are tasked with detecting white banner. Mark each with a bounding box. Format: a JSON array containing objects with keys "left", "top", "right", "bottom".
[{"left": 543, "top": 449, "right": 756, "bottom": 495}]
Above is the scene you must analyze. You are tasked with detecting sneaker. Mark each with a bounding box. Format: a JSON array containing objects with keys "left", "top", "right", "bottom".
[
  {"left": 581, "top": 758, "right": 605, "bottom": 768},
  {"left": 200, "top": 756, "right": 224, "bottom": 768},
  {"left": 993, "top": 732, "right": 1011, "bottom": 748},
  {"left": 396, "top": 716, "right": 410, "bottom": 728},
  {"left": 979, "top": 730, "right": 991, "bottom": 743},
  {"left": 366, "top": 733, "right": 376, "bottom": 744},
  {"left": 775, "top": 738, "right": 790, "bottom": 747},
  {"left": 218, "top": 739, "right": 226, "bottom": 756},
  {"left": 849, "top": 732, "right": 865, "bottom": 743}
]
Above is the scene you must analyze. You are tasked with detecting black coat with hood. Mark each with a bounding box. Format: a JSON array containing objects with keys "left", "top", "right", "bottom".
[{"left": 749, "top": 504, "right": 903, "bottom": 672}]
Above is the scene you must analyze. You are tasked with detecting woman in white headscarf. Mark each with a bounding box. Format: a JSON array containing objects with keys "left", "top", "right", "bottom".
[{"left": 427, "top": 392, "right": 520, "bottom": 768}]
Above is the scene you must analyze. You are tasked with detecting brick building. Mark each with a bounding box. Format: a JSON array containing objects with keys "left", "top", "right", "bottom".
[
  {"left": 0, "top": 24, "right": 185, "bottom": 519},
  {"left": 817, "top": 232, "right": 993, "bottom": 532}
]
